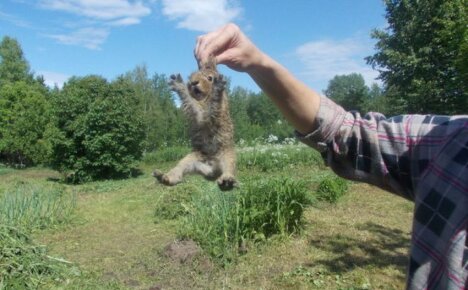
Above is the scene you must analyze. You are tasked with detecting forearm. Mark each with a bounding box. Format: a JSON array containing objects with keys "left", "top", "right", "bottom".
[{"left": 247, "top": 53, "right": 321, "bottom": 135}]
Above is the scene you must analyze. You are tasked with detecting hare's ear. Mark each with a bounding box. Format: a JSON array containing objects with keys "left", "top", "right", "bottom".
[{"left": 202, "top": 55, "right": 217, "bottom": 71}]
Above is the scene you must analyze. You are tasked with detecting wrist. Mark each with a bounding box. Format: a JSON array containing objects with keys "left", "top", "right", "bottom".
[{"left": 246, "top": 51, "right": 275, "bottom": 77}]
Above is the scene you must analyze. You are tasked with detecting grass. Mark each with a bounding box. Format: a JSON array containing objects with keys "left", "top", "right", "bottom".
[
  {"left": 0, "top": 182, "right": 76, "bottom": 230},
  {"left": 177, "top": 177, "right": 311, "bottom": 265},
  {"left": 0, "top": 144, "right": 414, "bottom": 289}
]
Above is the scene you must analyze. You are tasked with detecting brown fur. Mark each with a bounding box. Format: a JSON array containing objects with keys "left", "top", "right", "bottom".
[{"left": 153, "top": 58, "right": 237, "bottom": 190}]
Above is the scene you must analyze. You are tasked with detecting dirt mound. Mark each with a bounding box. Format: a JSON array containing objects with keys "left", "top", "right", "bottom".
[{"left": 164, "top": 239, "right": 202, "bottom": 263}]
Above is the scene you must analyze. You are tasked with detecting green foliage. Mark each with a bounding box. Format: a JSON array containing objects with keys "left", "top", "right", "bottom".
[
  {"left": 0, "top": 81, "right": 57, "bottom": 166},
  {"left": 179, "top": 177, "right": 311, "bottom": 264},
  {"left": 123, "top": 66, "right": 186, "bottom": 151},
  {"left": 247, "top": 92, "right": 293, "bottom": 140},
  {"left": 0, "top": 36, "right": 33, "bottom": 87},
  {"left": 237, "top": 177, "right": 311, "bottom": 237},
  {"left": 367, "top": 0, "right": 467, "bottom": 114},
  {"left": 0, "top": 180, "right": 79, "bottom": 289},
  {"left": 316, "top": 174, "right": 349, "bottom": 203},
  {"left": 0, "top": 182, "right": 76, "bottom": 230},
  {"left": 142, "top": 146, "right": 190, "bottom": 164},
  {"left": 50, "top": 75, "right": 145, "bottom": 183},
  {"left": 154, "top": 183, "right": 199, "bottom": 220},
  {"left": 0, "top": 225, "right": 79, "bottom": 290},
  {"left": 324, "top": 73, "right": 370, "bottom": 113}
]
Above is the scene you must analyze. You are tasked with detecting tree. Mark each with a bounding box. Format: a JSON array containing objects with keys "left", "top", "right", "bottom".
[
  {"left": 0, "top": 36, "right": 33, "bottom": 87},
  {"left": 123, "top": 66, "right": 185, "bottom": 150},
  {"left": 366, "top": 0, "right": 467, "bottom": 114},
  {"left": 50, "top": 75, "right": 145, "bottom": 183},
  {"left": 246, "top": 92, "right": 292, "bottom": 141},
  {"left": 229, "top": 86, "right": 261, "bottom": 142},
  {"left": 0, "top": 81, "right": 57, "bottom": 166},
  {"left": 324, "top": 73, "right": 370, "bottom": 113}
]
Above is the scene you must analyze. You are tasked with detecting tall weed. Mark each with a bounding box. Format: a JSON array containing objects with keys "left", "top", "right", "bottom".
[
  {"left": 179, "top": 177, "right": 312, "bottom": 264},
  {"left": 0, "top": 182, "right": 76, "bottom": 230}
]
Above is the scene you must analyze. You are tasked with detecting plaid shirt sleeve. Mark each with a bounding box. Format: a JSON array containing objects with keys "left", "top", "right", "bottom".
[{"left": 296, "top": 95, "right": 468, "bottom": 290}]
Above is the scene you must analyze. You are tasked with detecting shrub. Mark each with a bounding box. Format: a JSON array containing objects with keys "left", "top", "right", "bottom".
[
  {"left": 50, "top": 76, "right": 145, "bottom": 183},
  {"left": 316, "top": 174, "right": 349, "bottom": 203},
  {"left": 0, "top": 81, "right": 57, "bottom": 167},
  {"left": 179, "top": 177, "right": 311, "bottom": 264}
]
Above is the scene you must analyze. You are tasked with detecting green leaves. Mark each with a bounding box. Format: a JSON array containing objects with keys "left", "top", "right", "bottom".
[
  {"left": 178, "top": 177, "right": 311, "bottom": 264},
  {"left": 316, "top": 174, "right": 349, "bottom": 203},
  {"left": 0, "top": 81, "right": 56, "bottom": 166},
  {"left": 367, "top": 0, "right": 467, "bottom": 114},
  {"left": 0, "top": 36, "right": 33, "bottom": 87},
  {"left": 324, "top": 73, "right": 370, "bottom": 113},
  {"left": 50, "top": 76, "right": 145, "bottom": 183}
]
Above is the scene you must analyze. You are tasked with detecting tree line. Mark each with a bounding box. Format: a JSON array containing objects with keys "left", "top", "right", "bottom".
[
  {"left": 0, "top": 0, "right": 466, "bottom": 182},
  {"left": 326, "top": 0, "right": 466, "bottom": 116},
  {"left": 0, "top": 36, "right": 291, "bottom": 182}
]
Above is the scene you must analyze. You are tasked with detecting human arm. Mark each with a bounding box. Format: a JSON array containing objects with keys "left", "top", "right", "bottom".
[{"left": 195, "top": 23, "right": 320, "bottom": 135}]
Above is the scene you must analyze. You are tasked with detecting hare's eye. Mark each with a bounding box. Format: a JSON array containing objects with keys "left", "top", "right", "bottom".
[{"left": 207, "top": 76, "right": 213, "bottom": 82}]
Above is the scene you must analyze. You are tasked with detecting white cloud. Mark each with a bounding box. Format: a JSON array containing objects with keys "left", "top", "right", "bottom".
[
  {"left": 162, "top": 0, "right": 241, "bottom": 32},
  {"left": 39, "top": 0, "right": 151, "bottom": 22},
  {"left": 37, "top": 70, "right": 70, "bottom": 88},
  {"left": 47, "top": 27, "right": 110, "bottom": 50},
  {"left": 0, "top": 10, "right": 32, "bottom": 28},
  {"left": 39, "top": 0, "right": 152, "bottom": 49},
  {"left": 108, "top": 17, "right": 141, "bottom": 26},
  {"left": 294, "top": 37, "right": 379, "bottom": 90}
]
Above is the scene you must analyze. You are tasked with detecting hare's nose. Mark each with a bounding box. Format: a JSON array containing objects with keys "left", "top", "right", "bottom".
[{"left": 191, "top": 80, "right": 199, "bottom": 86}]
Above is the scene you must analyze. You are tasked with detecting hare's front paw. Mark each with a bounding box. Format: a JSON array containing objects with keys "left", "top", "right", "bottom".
[{"left": 169, "top": 74, "right": 185, "bottom": 92}]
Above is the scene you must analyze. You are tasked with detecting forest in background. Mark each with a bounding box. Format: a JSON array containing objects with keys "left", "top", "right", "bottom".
[{"left": 0, "top": 0, "right": 466, "bottom": 182}]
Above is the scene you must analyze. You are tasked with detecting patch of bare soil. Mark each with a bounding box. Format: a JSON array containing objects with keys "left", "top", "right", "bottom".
[
  {"left": 164, "top": 239, "right": 202, "bottom": 263},
  {"left": 164, "top": 239, "right": 214, "bottom": 273}
]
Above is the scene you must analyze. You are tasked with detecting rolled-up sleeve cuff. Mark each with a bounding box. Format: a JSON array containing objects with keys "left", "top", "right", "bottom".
[{"left": 294, "top": 95, "right": 346, "bottom": 153}]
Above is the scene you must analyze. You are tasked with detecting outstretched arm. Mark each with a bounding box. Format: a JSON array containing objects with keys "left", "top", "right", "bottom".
[{"left": 195, "top": 23, "right": 320, "bottom": 135}]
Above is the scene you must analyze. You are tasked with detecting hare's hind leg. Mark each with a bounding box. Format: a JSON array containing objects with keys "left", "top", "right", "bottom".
[{"left": 153, "top": 152, "right": 215, "bottom": 186}]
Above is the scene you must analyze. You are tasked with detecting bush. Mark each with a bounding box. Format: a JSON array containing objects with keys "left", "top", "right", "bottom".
[
  {"left": 316, "top": 174, "right": 349, "bottom": 203},
  {"left": 0, "top": 81, "right": 57, "bottom": 167},
  {"left": 50, "top": 76, "right": 145, "bottom": 183},
  {"left": 179, "top": 177, "right": 311, "bottom": 264}
]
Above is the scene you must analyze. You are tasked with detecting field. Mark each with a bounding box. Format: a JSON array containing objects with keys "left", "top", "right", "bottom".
[{"left": 0, "top": 144, "right": 414, "bottom": 289}]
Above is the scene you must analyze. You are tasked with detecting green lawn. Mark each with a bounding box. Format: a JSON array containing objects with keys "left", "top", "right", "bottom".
[{"left": 0, "top": 148, "right": 413, "bottom": 289}]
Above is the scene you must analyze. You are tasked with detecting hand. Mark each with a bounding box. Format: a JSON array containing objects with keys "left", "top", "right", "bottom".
[{"left": 194, "top": 23, "right": 264, "bottom": 73}]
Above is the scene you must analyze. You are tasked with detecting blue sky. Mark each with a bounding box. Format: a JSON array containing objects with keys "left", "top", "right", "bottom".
[{"left": 0, "top": 0, "right": 386, "bottom": 93}]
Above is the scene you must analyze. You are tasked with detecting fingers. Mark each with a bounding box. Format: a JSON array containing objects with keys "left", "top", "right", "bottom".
[{"left": 194, "top": 23, "right": 240, "bottom": 65}]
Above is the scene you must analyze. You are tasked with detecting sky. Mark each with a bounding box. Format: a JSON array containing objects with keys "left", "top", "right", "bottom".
[{"left": 0, "top": 0, "right": 387, "bottom": 94}]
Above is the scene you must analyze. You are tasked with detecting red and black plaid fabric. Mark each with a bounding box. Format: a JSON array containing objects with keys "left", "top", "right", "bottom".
[{"left": 297, "top": 96, "right": 467, "bottom": 289}]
